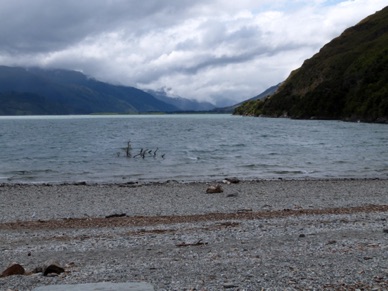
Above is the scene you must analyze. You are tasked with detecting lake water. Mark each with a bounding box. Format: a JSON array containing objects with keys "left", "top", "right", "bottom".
[{"left": 0, "top": 114, "right": 387, "bottom": 184}]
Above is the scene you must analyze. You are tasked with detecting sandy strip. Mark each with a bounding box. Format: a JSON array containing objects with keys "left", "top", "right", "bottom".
[{"left": 1, "top": 204, "right": 387, "bottom": 231}]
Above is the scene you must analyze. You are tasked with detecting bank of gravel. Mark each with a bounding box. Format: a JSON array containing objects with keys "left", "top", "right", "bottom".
[
  {"left": 0, "top": 179, "right": 387, "bottom": 290},
  {"left": 1, "top": 179, "right": 387, "bottom": 223}
]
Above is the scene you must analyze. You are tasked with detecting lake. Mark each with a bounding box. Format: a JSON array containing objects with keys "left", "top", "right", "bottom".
[{"left": 0, "top": 114, "right": 387, "bottom": 183}]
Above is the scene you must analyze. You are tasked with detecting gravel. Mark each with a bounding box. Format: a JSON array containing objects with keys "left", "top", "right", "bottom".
[{"left": 0, "top": 179, "right": 387, "bottom": 290}]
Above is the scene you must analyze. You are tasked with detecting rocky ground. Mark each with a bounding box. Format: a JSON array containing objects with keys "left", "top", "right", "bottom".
[{"left": 0, "top": 179, "right": 387, "bottom": 290}]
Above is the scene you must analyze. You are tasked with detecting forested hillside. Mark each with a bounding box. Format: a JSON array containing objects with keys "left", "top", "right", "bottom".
[{"left": 234, "top": 6, "right": 388, "bottom": 123}]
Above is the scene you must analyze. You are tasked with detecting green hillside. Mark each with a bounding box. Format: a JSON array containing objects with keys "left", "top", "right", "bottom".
[
  {"left": 225, "top": 83, "right": 280, "bottom": 114},
  {"left": 234, "top": 6, "right": 388, "bottom": 123}
]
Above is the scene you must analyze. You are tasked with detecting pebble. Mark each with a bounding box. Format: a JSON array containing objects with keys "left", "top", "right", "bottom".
[
  {"left": 43, "top": 261, "right": 65, "bottom": 276},
  {"left": 206, "top": 184, "right": 223, "bottom": 193},
  {"left": 32, "top": 282, "right": 155, "bottom": 291},
  {"left": 0, "top": 263, "right": 25, "bottom": 277},
  {"left": 0, "top": 179, "right": 387, "bottom": 290},
  {"left": 224, "top": 177, "right": 240, "bottom": 184}
]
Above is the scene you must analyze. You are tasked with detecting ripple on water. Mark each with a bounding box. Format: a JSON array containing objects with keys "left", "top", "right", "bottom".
[{"left": 0, "top": 115, "right": 387, "bottom": 183}]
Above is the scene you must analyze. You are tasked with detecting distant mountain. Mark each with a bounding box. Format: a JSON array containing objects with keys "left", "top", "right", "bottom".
[
  {"left": 234, "top": 6, "right": 388, "bottom": 123},
  {"left": 147, "top": 89, "right": 215, "bottom": 111},
  {"left": 214, "top": 84, "right": 280, "bottom": 113},
  {"left": 0, "top": 66, "right": 178, "bottom": 115}
]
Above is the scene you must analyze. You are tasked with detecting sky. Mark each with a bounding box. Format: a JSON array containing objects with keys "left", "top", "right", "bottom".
[{"left": 0, "top": 0, "right": 386, "bottom": 106}]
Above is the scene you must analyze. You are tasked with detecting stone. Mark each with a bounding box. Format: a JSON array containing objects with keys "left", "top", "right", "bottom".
[
  {"left": 74, "top": 181, "right": 87, "bottom": 185},
  {"left": 223, "top": 282, "right": 239, "bottom": 288},
  {"left": 105, "top": 213, "right": 127, "bottom": 218},
  {"left": 32, "top": 282, "right": 155, "bottom": 291},
  {"left": 224, "top": 177, "right": 240, "bottom": 184},
  {"left": 43, "top": 261, "right": 65, "bottom": 276},
  {"left": 206, "top": 184, "right": 223, "bottom": 193},
  {"left": 1, "top": 263, "right": 25, "bottom": 277}
]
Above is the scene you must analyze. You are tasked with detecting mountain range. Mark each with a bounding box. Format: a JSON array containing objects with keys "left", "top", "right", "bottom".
[
  {"left": 146, "top": 89, "right": 215, "bottom": 112},
  {"left": 0, "top": 66, "right": 210, "bottom": 115},
  {"left": 234, "top": 6, "right": 388, "bottom": 123},
  {"left": 2, "top": 7, "right": 387, "bottom": 119}
]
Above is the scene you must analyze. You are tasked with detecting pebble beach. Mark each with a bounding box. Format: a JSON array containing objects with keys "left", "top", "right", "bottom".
[{"left": 1, "top": 179, "right": 388, "bottom": 290}]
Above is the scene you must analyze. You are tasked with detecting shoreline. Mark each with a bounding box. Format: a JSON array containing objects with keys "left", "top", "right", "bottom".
[
  {"left": 1, "top": 178, "right": 387, "bottom": 223},
  {"left": 1, "top": 176, "right": 387, "bottom": 186},
  {"left": 1, "top": 178, "right": 387, "bottom": 290}
]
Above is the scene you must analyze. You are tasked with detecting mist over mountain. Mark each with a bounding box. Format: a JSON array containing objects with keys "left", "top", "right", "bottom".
[
  {"left": 0, "top": 66, "right": 178, "bottom": 115},
  {"left": 146, "top": 89, "right": 216, "bottom": 111},
  {"left": 234, "top": 6, "right": 388, "bottom": 123}
]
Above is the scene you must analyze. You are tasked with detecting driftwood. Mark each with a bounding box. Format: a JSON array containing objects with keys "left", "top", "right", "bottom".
[
  {"left": 105, "top": 213, "right": 127, "bottom": 219},
  {"left": 176, "top": 239, "right": 208, "bottom": 247},
  {"left": 129, "top": 144, "right": 164, "bottom": 160}
]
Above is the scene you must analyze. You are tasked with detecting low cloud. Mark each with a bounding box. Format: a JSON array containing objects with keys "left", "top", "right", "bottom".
[{"left": 0, "top": 0, "right": 386, "bottom": 105}]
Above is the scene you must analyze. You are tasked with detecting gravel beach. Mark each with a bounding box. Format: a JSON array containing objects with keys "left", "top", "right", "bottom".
[{"left": 1, "top": 179, "right": 387, "bottom": 290}]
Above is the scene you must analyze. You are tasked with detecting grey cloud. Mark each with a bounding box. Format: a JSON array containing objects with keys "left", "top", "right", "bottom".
[
  {"left": 1, "top": 0, "right": 386, "bottom": 105},
  {"left": 162, "top": 23, "right": 268, "bottom": 74},
  {"left": 178, "top": 51, "right": 261, "bottom": 75},
  {"left": 0, "top": 0, "right": 206, "bottom": 53}
]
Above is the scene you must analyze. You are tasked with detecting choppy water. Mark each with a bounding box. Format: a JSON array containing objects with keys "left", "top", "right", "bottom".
[{"left": 0, "top": 114, "right": 387, "bottom": 183}]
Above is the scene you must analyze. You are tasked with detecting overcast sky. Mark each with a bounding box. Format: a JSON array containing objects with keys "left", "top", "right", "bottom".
[{"left": 0, "top": 0, "right": 386, "bottom": 106}]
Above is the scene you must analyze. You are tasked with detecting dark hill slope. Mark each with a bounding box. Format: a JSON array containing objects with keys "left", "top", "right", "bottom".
[
  {"left": 0, "top": 66, "right": 178, "bottom": 115},
  {"left": 235, "top": 6, "right": 388, "bottom": 122},
  {"left": 224, "top": 83, "right": 280, "bottom": 114}
]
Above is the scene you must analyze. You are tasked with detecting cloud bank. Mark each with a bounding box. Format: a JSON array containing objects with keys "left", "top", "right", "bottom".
[{"left": 0, "top": 0, "right": 386, "bottom": 106}]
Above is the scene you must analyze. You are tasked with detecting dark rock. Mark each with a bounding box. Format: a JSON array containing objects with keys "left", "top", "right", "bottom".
[
  {"left": 226, "top": 193, "right": 238, "bottom": 198},
  {"left": 105, "top": 213, "right": 127, "bottom": 219},
  {"left": 237, "top": 208, "right": 252, "bottom": 213},
  {"left": 176, "top": 239, "right": 208, "bottom": 247},
  {"left": 124, "top": 181, "right": 137, "bottom": 185},
  {"left": 224, "top": 282, "right": 239, "bottom": 288},
  {"left": 383, "top": 229, "right": 388, "bottom": 233},
  {"left": 43, "top": 262, "right": 65, "bottom": 276},
  {"left": 299, "top": 234, "right": 306, "bottom": 238},
  {"left": 224, "top": 177, "right": 240, "bottom": 184},
  {"left": 74, "top": 181, "right": 87, "bottom": 186},
  {"left": 1, "top": 263, "right": 25, "bottom": 277},
  {"left": 206, "top": 184, "right": 223, "bottom": 194}
]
